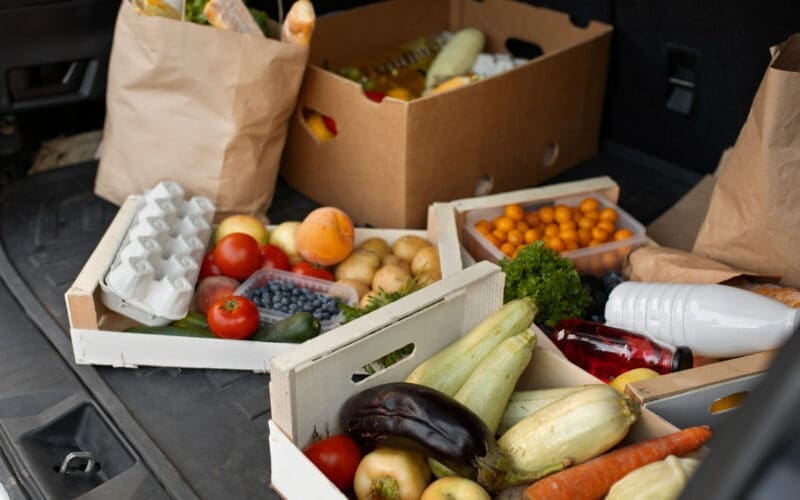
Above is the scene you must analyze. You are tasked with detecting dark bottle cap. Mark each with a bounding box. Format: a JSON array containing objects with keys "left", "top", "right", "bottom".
[{"left": 672, "top": 346, "right": 694, "bottom": 372}]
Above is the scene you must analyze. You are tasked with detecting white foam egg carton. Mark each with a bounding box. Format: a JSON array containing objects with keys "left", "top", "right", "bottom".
[{"left": 99, "top": 181, "right": 216, "bottom": 326}]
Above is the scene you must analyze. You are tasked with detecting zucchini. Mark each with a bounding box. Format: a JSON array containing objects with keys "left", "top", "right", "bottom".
[
  {"left": 606, "top": 455, "right": 700, "bottom": 500},
  {"left": 497, "top": 386, "right": 587, "bottom": 435},
  {"left": 405, "top": 297, "right": 536, "bottom": 396},
  {"left": 425, "top": 27, "right": 485, "bottom": 89},
  {"left": 430, "top": 328, "right": 537, "bottom": 478},
  {"left": 478, "top": 384, "right": 640, "bottom": 491},
  {"left": 250, "top": 312, "right": 321, "bottom": 343}
]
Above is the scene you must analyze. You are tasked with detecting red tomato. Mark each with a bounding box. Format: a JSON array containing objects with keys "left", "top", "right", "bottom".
[
  {"left": 199, "top": 251, "right": 222, "bottom": 279},
  {"left": 206, "top": 296, "right": 259, "bottom": 340},
  {"left": 214, "top": 233, "right": 262, "bottom": 280},
  {"left": 364, "top": 90, "right": 386, "bottom": 102},
  {"left": 304, "top": 435, "right": 361, "bottom": 492},
  {"left": 321, "top": 115, "right": 338, "bottom": 135},
  {"left": 291, "top": 261, "right": 334, "bottom": 281},
  {"left": 259, "top": 244, "right": 290, "bottom": 271}
]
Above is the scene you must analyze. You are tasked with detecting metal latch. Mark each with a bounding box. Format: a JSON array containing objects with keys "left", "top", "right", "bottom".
[
  {"left": 665, "top": 45, "right": 699, "bottom": 115},
  {"left": 57, "top": 451, "right": 96, "bottom": 476}
]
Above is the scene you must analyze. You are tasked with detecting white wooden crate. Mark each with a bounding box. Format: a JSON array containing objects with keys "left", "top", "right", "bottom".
[
  {"left": 65, "top": 196, "right": 448, "bottom": 372},
  {"left": 268, "top": 261, "right": 683, "bottom": 499}
]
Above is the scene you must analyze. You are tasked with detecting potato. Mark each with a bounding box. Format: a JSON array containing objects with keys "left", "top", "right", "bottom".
[
  {"left": 410, "top": 245, "right": 440, "bottom": 276},
  {"left": 372, "top": 264, "right": 412, "bottom": 294},
  {"left": 382, "top": 253, "right": 410, "bottom": 272},
  {"left": 359, "top": 289, "right": 380, "bottom": 309},
  {"left": 336, "top": 279, "right": 370, "bottom": 300},
  {"left": 418, "top": 268, "right": 442, "bottom": 286},
  {"left": 392, "top": 235, "right": 432, "bottom": 262},
  {"left": 334, "top": 249, "right": 381, "bottom": 285},
  {"left": 357, "top": 237, "right": 391, "bottom": 259}
]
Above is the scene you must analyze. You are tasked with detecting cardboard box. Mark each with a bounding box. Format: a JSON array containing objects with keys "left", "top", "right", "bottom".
[
  {"left": 280, "top": 0, "right": 613, "bottom": 229},
  {"left": 268, "top": 262, "right": 685, "bottom": 499},
  {"left": 64, "top": 196, "right": 447, "bottom": 373}
]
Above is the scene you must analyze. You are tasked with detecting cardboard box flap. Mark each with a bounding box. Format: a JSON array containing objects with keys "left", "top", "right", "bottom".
[
  {"left": 270, "top": 261, "right": 505, "bottom": 446},
  {"left": 459, "top": 0, "right": 613, "bottom": 54}
]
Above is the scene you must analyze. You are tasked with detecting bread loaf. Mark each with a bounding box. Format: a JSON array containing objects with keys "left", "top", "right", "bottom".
[
  {"left": 281, "top": 0, "right": 315, "bottom": 47},
  {"left": 132, "top": 0, "right": 181, "bottom": 19},
  {"left": 204, "top": 0, "right": 264, "bottom": 37},
  {"left": 739, "top": 282, "right": 800, "bottom": 308}
]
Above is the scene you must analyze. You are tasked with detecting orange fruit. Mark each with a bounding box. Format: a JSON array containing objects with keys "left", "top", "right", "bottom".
[
  {"left": 559, "top": 220, "right": 577, "bottom": 231},
  {"left": 559, "top": 228, "right": 579, "bottom": 245},
  {"left": 543, "top": 223, "right": 560, "bottom": 238},
  {"left": 494, "top": 216, "right": 515, "bottom": 232},
  {"left": 484, "top": 233, "right": 502, "bottom": 248},
  {"left": 600, "top": 207, "right": 618, "bottom": 223},
  {"left": 554, "top": 205, "right": 573, "bottom": 224},
  {"left": 579, "top": 197, "right": 600, "bottom": 213},
  {"left": 565, "top": 240, "right": 580, "bottom": 251},
  {"left": 295, "top": 206, "right": 355, "bottom": 266},
  {"left": 614, "top": 228, "right": 634, "bottom": 241},
  {"left": 545, "top": 236, "right": 566, "bottom": 252},
  {"left": 491, "top": 228, "right": 507, "bottom": 243},
  {"left": 578, "top": 228, "right": 593, "bottom": 246},
  {"left": 538, "top": 205, "right": 555, "bottom": 224},
  {"left": 524, "top": 228, "right": 541, "bottom": 244},
  {"left": 578, "top": 217, "right": 596, "bottom": 230},
  {"left": 523, "top": 212, "right": 541, "bottom": 227},
  {"left": 597, "top": 220, "right": 616, "bottom": 234},
  {"left": 507, "top": 229, "right": 524, "bottom": 246},
  {"left": 504, "top": 203, "right": 524, "bottom": 221},
  {"left": 584, "top": 210, "right": 600, "bottom": 221},
  {"left": 572, "top": 206, "right": 583, "bottom": 220},
  {"left": 500, "top": 242, "right": 516, "bottom": 256},
  {"left": 588, "top": 239, "right": 604, "bottom": 247},
  {"left": 515, "top": 220, "right": 529, "bottom": 232},
  {"left": 475, "top": 219, "right": 493, "bottom": 235},
  {"left": 591, "top": 226, "right": 610, "bottom": 242}
]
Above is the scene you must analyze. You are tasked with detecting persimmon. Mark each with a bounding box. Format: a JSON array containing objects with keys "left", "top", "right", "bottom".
[{"left": 295, "top": 207, "right": 355, "bottom": 267}]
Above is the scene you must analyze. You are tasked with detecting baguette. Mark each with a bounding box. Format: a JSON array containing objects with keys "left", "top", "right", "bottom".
[
  {"left": 281, "top": 0, "right": 315, "bottom": 47},
  {"left": 132, "top": 0, "right": 181, "bottom": 19},
  {"left": 739, "top": 282, "right": 800, "bottom": 308},
  {"left": 204, "top": 0, "right": 264, "bottom": 37}
]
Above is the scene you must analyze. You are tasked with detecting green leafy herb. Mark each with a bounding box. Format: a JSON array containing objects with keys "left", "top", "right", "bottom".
[
  {"left": 340, "top": 283, "right": 418, "bottom": 374},
  {"left": 499, "top": 241, "right": 591, "bottom": 327}
]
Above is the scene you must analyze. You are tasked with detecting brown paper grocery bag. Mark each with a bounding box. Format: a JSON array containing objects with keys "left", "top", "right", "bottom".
[
  {"left": 693, "top": 34, "right": 800, "bottom": 287},
  {"left": 96, "top": 0, "right": 308, "bottom": 216}
]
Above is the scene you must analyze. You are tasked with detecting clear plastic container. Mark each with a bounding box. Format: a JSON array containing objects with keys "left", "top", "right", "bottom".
[
  {"left": 463, "top": 193, "right": 645, "bottom": 275},
  {"left": 234, "top": 269, "right": 358, "bottom": 332}
]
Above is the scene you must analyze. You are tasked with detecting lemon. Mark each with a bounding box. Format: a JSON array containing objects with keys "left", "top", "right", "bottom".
[
  {"left": 306, "top": 112, "right": 334, "bottom": 142},
  {"left": 609, "top": 368, "right": 660, "bottom": 394}
]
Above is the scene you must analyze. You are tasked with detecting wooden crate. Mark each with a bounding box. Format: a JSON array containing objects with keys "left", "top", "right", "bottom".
[
  {"left": 268, "top": 262, "right": 684, "bottom": 499},
  {"left": 65, "top": 196, "right": 447, "bottom": 372}
]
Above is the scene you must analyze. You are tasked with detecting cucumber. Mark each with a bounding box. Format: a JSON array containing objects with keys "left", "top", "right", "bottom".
[
  {"left": 125, "top": 325, "right": 215, "bottom": 338},
  {"left": 171, "top": 311, "right": 209, "bottom": 330},
  {"left": 251, "top": 312, "right": 321, "bottom": 343}
]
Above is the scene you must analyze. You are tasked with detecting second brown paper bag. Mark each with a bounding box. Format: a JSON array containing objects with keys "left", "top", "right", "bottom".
[
  {"left": 694, "top": 34, "right": 800, "bottom": 287},
  {"left": 96, "top": 0, "right": 308, "bottom": 216}
]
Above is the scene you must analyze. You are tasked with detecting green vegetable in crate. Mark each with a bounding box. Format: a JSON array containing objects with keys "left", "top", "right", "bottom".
[
  {"left": 497, "top": 386, "right": 585, "bottom": 435},
  {"left": 425, "top": 27, "right": 485, "bottom": 89},
  {"left": 500, "top": 241, "right": 591, "bottom": 327},
  {"left": 404, "top": 297, "right": 536, "bottom": 396},
  {"left": 250, "top": 312, "right": 321, "bottom": 343},
  {"left": 429, "top": 328, "right": 537, "bottom": 478},
  {"left": 478, "top": 384, "right": 640, "bottom": 492},
  {"left": 605, "top": 455, "right": 701, "bottom": 500}
]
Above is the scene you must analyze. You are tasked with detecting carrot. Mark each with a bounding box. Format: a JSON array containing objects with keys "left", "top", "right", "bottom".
[{"left": 522, "top": 425, "right": 712, "bottom": 500}]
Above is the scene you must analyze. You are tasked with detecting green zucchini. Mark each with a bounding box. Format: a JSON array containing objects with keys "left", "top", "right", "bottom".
[
  {"left": 497, "top": 386, "right": 587, "bottom": 435},
  {"left": 430, "top": 328, "right": 537, "bottom": 478},
  {"left": 405, "top": 297, "right": 536, "bottom": 396},
  {"left": 251, "top": 312, "right": 321, "bottom": 343}
]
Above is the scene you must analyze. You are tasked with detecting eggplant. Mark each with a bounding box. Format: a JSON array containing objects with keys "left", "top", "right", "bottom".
[{"left": 340, "top": 382, "right": 496, "bottom": 478}]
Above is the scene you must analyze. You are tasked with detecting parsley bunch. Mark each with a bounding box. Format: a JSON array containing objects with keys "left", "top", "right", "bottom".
[{"left": 499, "top": 241, "right": 591, "bottom": 327}]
